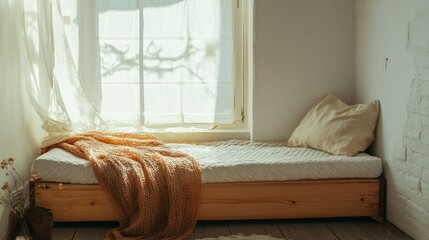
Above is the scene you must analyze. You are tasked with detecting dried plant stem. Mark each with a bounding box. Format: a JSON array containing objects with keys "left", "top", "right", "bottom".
[{"left": 1, "top": 158, "right": 38, "bottom": 220}]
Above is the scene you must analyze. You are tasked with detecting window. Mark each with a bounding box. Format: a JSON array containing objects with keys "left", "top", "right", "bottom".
[{"left": 61, "top": 0, "right": 247, "bottom": 129}]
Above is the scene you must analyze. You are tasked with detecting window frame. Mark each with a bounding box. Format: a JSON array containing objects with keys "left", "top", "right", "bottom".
[{"left": 62, "top": 0, "right": 251, "bottom": 133}]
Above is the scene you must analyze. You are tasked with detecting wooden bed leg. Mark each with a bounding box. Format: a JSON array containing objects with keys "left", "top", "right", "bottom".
[
  {"left": 29, "top": 180, "right": 36, "bottom": 206},
  {"left": 376, "top": 174, "right": 386, "bottom": 223},
  {"left": 368, "top": 174, "right": 386, "bottom": 223}
]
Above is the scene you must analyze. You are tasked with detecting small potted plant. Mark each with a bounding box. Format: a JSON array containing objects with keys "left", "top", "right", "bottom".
[
  {"left": 0, "top": 157, "right": 48, "bottom": 240},
  {"left": 0, "top": 157, "right": 33, "bottom": 239}
]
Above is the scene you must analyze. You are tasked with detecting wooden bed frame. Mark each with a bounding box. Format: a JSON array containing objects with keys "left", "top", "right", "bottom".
[{"left": 32, "top": 176, "right": 385, "bottom": 222}]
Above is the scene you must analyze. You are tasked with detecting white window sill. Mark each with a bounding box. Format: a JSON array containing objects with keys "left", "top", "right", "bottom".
[
  {"left": 111, "top": 125, "right": 250, "bottom": 142},
  {"left": 145, "top": 127, "right": 250, "bottom": 143}
]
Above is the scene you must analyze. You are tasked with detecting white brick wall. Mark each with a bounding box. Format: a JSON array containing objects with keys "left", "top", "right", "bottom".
[{"left": 390, "top": 12, "right": 429, "bottom": 240}]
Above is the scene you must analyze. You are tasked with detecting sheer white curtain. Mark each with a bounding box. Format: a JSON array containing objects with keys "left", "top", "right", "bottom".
[
  {"left": 13, "top": 0, "right": 108, "bottom": 147},
  {"left": 63, "top": 0, "right": 236, "bottom": 127},
  {"left": 6, "top": 0, "right": 238, "bottom": 146}
]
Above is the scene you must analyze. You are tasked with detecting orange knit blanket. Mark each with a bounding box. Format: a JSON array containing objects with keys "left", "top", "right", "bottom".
[{"left": 45, "top": 132, "right": 202, "bottom": 239}]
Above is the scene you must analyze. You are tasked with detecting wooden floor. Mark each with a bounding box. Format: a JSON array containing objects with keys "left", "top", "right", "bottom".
[{"left": 52, "top": 217, "right": 412, "bottom": 240}]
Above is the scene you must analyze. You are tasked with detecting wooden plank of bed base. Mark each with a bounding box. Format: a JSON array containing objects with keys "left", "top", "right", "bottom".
[{"left": 35, "top": 179, "right": 381, "bottom": 222}]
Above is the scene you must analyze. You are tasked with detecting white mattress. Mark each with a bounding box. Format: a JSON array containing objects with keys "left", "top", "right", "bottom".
[{"left": 32, "top": 140, "right": 382, "bottom": 184}]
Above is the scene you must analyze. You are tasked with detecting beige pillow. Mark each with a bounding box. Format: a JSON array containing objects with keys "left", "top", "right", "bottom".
[{"left": 287, "top": 93, "right": 380, "bottom": 156}]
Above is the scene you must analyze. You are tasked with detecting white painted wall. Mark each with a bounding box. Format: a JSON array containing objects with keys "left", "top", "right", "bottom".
[
  {"left": 2, "top": 1, "right": 408, "bottom": 237},
  {"left": 0, "top": 0, "right": 41, "bottom": 235},
  {"left": 252, "top": 0, "right": 356, "bottom": 141},
  {"left": 356, "top": 1, "right": 429, "bottom": 239}
]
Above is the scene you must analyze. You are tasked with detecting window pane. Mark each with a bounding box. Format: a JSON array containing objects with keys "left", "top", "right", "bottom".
[
  {"left": 142, "top": 39, "right": 185, "bottom": 83},
  {"left": 183, "top": 83, "right": 233, "bottom": 123},
  {"left": 97, "top": 0, "right": 140, "bottom": 38},
  {"left": 99, "top": 83, "right": 141, "bottom": 124},
  {"left": 144, "top": 84, "right": 181, "bottom": 124},
  {"left": 66, "top": 0, "right": 237, "bottom": 126},
  {"left": 99, "top": 39, "right": 140, "bottom": 84}
]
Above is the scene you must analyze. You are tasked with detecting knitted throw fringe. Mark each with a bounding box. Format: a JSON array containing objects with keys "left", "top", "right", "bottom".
[{"left": 45, "top": 132, "right": 202, "bottom": 239}]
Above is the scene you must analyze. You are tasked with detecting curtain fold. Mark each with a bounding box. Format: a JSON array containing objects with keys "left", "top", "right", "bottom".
[
  {"left": 7, "top": 0, "right": 238, "bottom": 147},
  {"left": 13, "top": 0, "right": 108, "bottom": 147}
]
